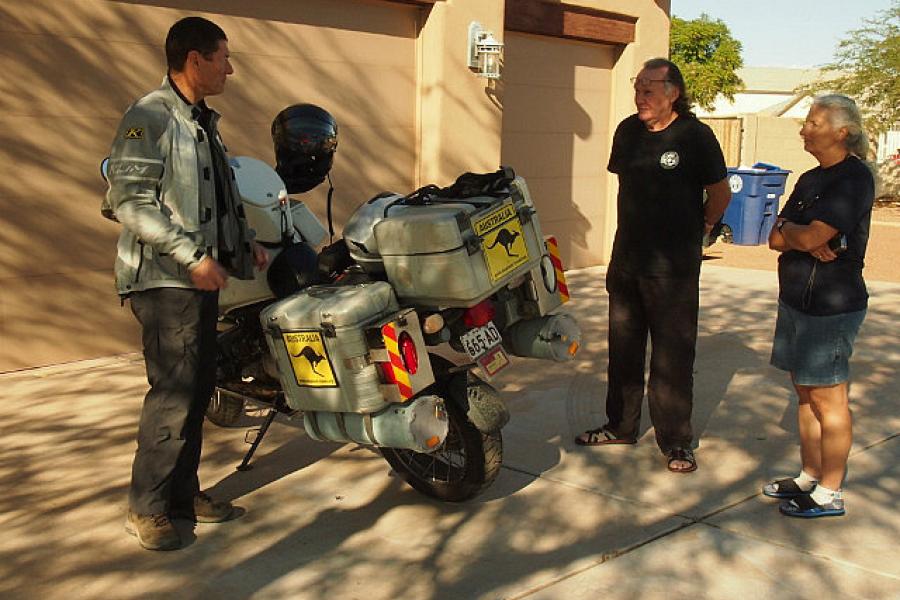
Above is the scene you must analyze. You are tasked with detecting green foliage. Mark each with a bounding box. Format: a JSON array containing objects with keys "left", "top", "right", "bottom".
[
  {"left": 804, "top": 1, "right": 900, "bottom": 136},
  {"left": 670, "top": 14, "right": 744, "bottom": 111}
]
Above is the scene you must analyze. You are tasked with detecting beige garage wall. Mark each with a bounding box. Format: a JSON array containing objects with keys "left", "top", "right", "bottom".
[
  {"left": 702, "top": 114, "right": 818, "bottom": 199},
  {"left": 501, "top": 33, "right": 616, "bottom": 269},
  {"left": 0, "top": 0, "right": 421, "bottom": 371},
  {"left": 741, "top": 115, "right": 818, "bottom": 197},
  {"left": 0, "top": 0, "right": 671, "bottom": 371}
]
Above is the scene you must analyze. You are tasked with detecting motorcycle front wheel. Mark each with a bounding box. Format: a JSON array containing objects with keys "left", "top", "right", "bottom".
[
  {"left": 206, "top": 389, "right": 245, "bottom": 427},
  {"left": 380, "top": 377, "right": 503, "bottom": 502}
]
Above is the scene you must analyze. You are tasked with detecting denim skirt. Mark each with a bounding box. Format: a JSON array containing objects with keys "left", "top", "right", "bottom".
[{"left": 770, "top": 300, "right": 866, "bottom": 386}]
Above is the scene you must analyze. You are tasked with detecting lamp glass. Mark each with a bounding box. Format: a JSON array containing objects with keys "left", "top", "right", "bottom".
[{"left": 476, "top": 39, "right": 502, "bottom": 79}]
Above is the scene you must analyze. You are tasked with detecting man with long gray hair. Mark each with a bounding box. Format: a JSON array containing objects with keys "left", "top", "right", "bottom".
[{"left": 575, "top": 58, "right": 731, "bottom": 474}]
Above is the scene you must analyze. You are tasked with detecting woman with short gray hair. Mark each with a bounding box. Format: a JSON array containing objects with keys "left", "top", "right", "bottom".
[{"left": 765, "top": 94, "right": 874, "bottom": 518}]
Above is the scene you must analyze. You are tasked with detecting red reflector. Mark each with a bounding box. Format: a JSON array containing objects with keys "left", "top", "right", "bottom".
[
  {"left": 463, "top": 300, "right": 495, "bottom": 328},
  {"left": 398, "top": 332, "right": 418, "bottom": 375},
  {"left": 378, "top": 361, "right": 397, "bottom": 384}
]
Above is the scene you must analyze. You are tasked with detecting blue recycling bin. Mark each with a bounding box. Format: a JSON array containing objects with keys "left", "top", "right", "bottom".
[{"left": 721, "top": 162, "right": 791, "bottom": 245}]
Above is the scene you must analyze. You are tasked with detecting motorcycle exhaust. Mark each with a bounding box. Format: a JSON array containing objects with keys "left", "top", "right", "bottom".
[
  {"left": 504, "top": 313, "right": 581, "bottom": 362},
  {"left": 303, "top": 394, "right": 449, "bottom": 453}
]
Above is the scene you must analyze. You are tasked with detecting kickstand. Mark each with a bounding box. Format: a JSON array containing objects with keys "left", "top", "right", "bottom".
[{"left": 236, "top": 406, "right": 278, "bottom": 472}]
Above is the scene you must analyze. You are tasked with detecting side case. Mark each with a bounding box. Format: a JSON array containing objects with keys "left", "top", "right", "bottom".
[
  {"left": 375, "top": 179, "right": 544, "bottom": 307},
  {"left": 261, "top": 282, "right": 399, "bottom": 413}
]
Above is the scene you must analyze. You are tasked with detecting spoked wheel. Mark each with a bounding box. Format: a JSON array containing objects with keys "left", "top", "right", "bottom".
[
  {"left": 206, "top": 389, "right": 245, "bottom": 427},
  {"left": 380, "top": 381, "right": 502, "bottom": 502}
]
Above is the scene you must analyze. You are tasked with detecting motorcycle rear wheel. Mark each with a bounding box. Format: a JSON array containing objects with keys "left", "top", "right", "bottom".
[{"left": 380, "top": 378, "right": 503, "bottom": 502}]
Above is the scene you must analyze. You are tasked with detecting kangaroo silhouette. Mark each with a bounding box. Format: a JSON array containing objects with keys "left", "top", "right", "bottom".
[
  {"left": 487, "top": 228, "right": 520, "bottom": 257},
  {"left": 291, "top": 345, "right": 327, "bottom": 377}
]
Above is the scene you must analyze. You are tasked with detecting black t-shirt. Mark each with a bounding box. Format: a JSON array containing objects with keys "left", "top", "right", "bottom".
[
  {"left": 777, "top": 155, "right": 874, "bottom": 315},
  {"left": 607, "top": 114, "right": 727, "bottom": 277}
]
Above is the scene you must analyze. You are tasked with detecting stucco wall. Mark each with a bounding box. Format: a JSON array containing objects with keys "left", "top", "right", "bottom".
[
  {"left": 0, "top": 0, "right": 670, "bottom": 371},
  {"left": 585, "top": 0, "right": 671, "bottom": 260},
  {"left": 741, "top": 115, "right": 818, "bottom": 197},
  {"left": 500, "top": 34, "right": 616, "bottom": 269},
  {"left": 0, "top": 0, "right": 424, "bottom": 371}
]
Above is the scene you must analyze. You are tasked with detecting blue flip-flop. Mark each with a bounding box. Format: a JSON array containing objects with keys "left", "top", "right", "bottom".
[{"left": 779, "top": 494, "right": 845, "bottom": 518}]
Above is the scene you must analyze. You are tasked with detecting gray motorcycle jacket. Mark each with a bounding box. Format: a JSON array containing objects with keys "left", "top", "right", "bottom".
[{"left": 103, "top": 78, "right": 256, "bottom": 296}]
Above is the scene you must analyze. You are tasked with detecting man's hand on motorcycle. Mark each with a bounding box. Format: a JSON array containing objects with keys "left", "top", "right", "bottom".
[
  {"left": 252, "top": 241, "right": 269, "bottom": 271},
  {"left": 190, "top": 256, "right": 229, "bottom": 290}
]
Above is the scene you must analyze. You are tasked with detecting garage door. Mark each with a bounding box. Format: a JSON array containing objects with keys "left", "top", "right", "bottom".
[
  {"left": 0, "top": 0, "right": 420, "bottom": 370},
  {"left": 500, "top": 32, "right": 615, "bottom": 269}
]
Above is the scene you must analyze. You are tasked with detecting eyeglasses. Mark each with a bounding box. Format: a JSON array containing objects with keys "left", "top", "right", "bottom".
[{"left": 631, "top": 77, "right": 671, "bottom": 87}]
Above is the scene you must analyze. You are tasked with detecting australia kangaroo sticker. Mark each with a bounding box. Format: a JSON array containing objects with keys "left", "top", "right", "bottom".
[
  {"left": 282, "top": 331, "right": 337, "bottom": 387},
  {"left": 473, "top": 201, "right": 529, "bottom": 283}
]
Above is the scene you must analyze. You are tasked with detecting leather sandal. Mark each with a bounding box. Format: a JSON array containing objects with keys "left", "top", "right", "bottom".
[
  {"left": 574, "top": 426, "right": 636, "bottom": 446},
  {"left": 666, "top": 447, "right": 697, "bottom": 473}
]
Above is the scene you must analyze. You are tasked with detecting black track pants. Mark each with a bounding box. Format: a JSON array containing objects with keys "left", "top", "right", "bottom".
[{"left": 604, "top": 270, "right": 699, "bottom": 452}]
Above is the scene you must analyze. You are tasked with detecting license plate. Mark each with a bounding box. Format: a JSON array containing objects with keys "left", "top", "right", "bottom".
[
  {"left": 476, "top": 344, "right": 510, "bottom": 377},
  {"left": 460, "top": 321, "right": 503, "bottom": 360}
]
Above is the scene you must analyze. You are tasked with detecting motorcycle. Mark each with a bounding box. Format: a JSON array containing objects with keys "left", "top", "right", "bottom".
[
  {"left": 212, "top": 156, "right": 581, "bottom": 502},
  {"left": 102, "top": 109, "right": 581, "bottom": 503}
]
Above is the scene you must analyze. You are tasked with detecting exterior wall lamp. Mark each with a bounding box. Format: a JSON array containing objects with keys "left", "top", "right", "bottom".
[{"left": 467, "top": 21, "right": 503, "bottom": 79}]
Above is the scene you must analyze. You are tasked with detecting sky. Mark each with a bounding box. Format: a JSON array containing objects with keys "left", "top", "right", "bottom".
[{"left": 670, "top": 1, "right": 893, "bottom": 68}]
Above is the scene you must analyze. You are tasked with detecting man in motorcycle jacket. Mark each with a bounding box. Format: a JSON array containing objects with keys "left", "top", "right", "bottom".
[{"left": 104, "top": 16, "right": 266, "bottom": 551}]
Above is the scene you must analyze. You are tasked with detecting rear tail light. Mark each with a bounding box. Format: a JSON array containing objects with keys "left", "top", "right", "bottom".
[
  {"left": 463, "top": 299, "right": 495, "bottom": 328},
  {"left": 398, "top": 331, "right": 418, "bottom": 375}
]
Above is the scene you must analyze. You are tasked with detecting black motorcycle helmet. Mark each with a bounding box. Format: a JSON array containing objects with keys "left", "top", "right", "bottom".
[
  {"left": 271, "top": 104, "right": 338, "bottom": 194},
  {"left": 266, "top": 241, "right": 320, "bottom": 298}
]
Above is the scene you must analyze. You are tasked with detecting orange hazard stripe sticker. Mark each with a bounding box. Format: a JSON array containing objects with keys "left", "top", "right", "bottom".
[
  {"left": 381, "top": 322, "right": 413, "bottom": 400},
  {"left": 545, "top": 236, "right": 569, "bottom": 302}
]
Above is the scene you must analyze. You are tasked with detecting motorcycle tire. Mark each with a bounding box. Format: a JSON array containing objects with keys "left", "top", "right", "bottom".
[
  {"left": 380, "top": 375, "right": 503, "bottom": 502},
  {"left": 206, "top": 389, "right": 245, "bottom": 427}
]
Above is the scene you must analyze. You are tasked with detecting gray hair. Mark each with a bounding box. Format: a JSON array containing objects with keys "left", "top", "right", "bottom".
[
  {"left": 812, "top": 94, "right": 869, "bottom": 159},
  {"left": 643, "top": 57, "right": 695, "bottom": 118}
]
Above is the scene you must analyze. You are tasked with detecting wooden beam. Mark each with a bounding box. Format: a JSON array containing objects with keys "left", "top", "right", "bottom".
[
  {"left": 505, "top": 0, "right": 636, "bottom": 46},
  {"left": 380, "top": 0, "right": 443, "bottom": 6}
]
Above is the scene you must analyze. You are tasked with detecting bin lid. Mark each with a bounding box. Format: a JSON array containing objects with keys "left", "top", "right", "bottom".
[{"left": 727, "top": 163, "right": 791, "bottom": 175}]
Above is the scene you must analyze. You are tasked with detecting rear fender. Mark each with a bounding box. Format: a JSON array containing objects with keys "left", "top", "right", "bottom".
[{"left": 443, "top": 369, "right": 509, "bottom": 434}]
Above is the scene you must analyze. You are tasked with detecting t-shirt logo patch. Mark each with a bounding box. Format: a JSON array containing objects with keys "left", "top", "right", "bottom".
[
  {"left": 124, "top": 127, "right": 144, "bottom": 140},
  {"left": 660, "top": 151, "right": 679, "bottom": 169}
]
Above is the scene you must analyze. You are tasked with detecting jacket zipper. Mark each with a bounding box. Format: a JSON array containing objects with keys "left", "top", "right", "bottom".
[{"left": 135, "top": 240, "right": 145, "bottom": 283}]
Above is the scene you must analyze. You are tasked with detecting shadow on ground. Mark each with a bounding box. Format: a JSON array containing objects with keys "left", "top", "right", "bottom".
[{"left": 0, "top": 266, "right": 898, "bottom": 599}]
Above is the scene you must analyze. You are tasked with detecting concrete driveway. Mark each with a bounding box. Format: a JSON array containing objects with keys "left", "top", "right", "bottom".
[{"left": 1, "top": 264, "right": 898, "bottom": 599}]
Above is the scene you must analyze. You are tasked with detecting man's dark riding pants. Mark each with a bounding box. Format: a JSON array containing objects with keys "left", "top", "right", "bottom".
[{"left": 128, "top": 288, "right": 218, "bottom": 516}]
